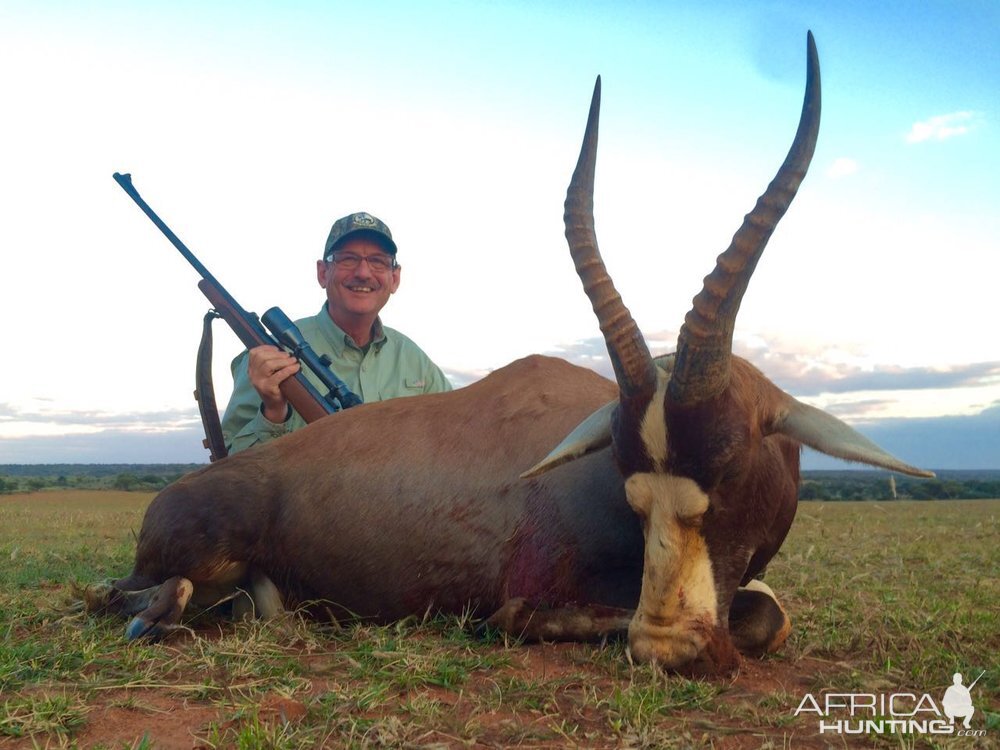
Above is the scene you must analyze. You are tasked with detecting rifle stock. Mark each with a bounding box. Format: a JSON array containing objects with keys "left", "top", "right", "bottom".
[{"left": 197, "top": 280, "right": 332, "bottom": 424}]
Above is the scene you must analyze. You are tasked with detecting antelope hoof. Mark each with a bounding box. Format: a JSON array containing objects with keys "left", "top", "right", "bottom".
[
  {"left": 483, "top": 597, "right": 530, "bottom": 635},
  {"left": 83, "top": 579, "right": 121, "bottom": 614},
  {"left": 232, "top": 570, "right": 286, "bottom": 621},
  {"left": 728, "top": 580, "right": 791, "bottom": 657},
  {"left": 124, "top": 576, "right": 194, "bottom": 641}
]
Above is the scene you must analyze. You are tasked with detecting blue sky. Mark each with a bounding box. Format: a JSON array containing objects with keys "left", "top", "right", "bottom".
[{"left": 0, "top": 1, "right": 997, "bottom": 468}]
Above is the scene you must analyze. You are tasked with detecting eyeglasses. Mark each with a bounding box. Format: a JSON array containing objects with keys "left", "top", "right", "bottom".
[{"left": 327, "top": 252, "right": 397, "bottom": 272}]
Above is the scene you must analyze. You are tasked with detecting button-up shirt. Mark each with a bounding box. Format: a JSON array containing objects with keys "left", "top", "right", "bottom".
[{"left": 221, "top": 306, "right": 452, "bottom": 453}]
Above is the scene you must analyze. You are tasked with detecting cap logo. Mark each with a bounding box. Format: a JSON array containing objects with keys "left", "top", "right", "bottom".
[{"left": 325, "top": 210, "right": 396, "bottom": 259}]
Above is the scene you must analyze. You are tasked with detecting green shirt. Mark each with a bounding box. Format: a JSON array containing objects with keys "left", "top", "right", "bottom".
[{"left": 221, "top": 307, "right": 452, "bottom": 453}]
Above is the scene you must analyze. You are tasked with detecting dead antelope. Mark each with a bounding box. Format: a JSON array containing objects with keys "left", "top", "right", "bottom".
[{"left": 90, "top": 32, "right": 931, "bottom": 673}]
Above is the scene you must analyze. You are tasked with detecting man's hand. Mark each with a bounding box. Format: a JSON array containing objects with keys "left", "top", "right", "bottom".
[{"left": 247, "top": 345, "right": 301, "bottom": 423}]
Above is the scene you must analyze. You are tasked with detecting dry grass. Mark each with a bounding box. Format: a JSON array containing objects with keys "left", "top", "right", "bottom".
[{"left": 1, "top": 491, "right": 997, "bottom": 748}]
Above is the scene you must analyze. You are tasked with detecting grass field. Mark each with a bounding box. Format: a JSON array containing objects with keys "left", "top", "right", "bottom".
[{"left": 1, "top": 490, "right": 997, "bottom": 749}]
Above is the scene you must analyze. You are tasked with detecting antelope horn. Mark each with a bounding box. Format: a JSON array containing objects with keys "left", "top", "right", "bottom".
[
  {"left": 670, "top": 31, "right": 822, "bottom": 405},
  {"left": 565, "top": 76, "right": 657, "bottom": 405}
]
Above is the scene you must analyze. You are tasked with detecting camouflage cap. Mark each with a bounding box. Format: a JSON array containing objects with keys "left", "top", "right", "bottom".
[{"left": 323, "top": 211, "right": 397, "bottom": 259}]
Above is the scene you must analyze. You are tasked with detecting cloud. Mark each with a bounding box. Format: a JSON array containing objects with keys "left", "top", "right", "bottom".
[
  {"left": 905, "top": 111, "right": 978, "bottom": 144},
  {"left": 0, "top": 426, "right": 210, "bottom": 464},
  {"left": 519, "top": 334, "right": 1000, "bottom": 401},
  {"left": 0, "top": 403, "right": 202, "bottom": 441},
  {"left": 444, "top": 367, "right": 493, "bottom": 389},
  {"left": 544, "top": 339, "right": 616, "bottom": 380},
  {"left": 3, "top": 329, "right": 997, "bottom": 467},
  {"left": 771, "top": 360, "right": 1000, "bottom": 397},
  {"left": 803, "top": 402, "right": 1000, "bottom": 471},
  {"left": 0, "top": 403, "right": 200, "bottom": 429},
  {"left": 5, "top": 401, "right": 997, "bottom": 470},
  {"left": 827, "top": 157, "right": 859, "bottom": 178},
  {"left": 446, "top": 341, "right": 618, "bottom": 389},
  {"left": 820, "top": 398, "right": 894, "bottom": 418}
]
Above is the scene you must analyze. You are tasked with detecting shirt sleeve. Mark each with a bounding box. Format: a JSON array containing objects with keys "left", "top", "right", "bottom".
[
  {"left": 221, "top": 350, "right": 295, "bottom": 453},
  {"left": 423, "top": 359, "right": 453, "bottom": 393}
]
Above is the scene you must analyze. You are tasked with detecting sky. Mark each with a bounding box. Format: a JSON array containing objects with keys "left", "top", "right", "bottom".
[{"left": 1, "top": 0, "right": 997, "bottom": 469}]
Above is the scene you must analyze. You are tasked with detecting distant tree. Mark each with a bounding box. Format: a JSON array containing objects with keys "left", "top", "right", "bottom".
[
  {"left": 906, "top": 480, "right": 944, "bottom": 500},
  {"left": 0, "top": 476, "right": 17, "bottom": 494},
  {"left": 26, "top": 478, "right": 46, "bottom": 491},
  {"left": 799, "top": 481, "right": 830, "bottom": 500},
  {"left": 113, "top": 473, "right": 140, "bottom": 491}
]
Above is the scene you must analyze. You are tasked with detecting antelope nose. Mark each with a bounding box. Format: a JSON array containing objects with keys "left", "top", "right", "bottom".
[{"left": 628, "top": 620, "right": 702, "bottom": 668}]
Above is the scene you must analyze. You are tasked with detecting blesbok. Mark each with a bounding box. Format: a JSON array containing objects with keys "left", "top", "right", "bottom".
[{"left": 90, "top": 32, "right": 932, "bottom": 673}]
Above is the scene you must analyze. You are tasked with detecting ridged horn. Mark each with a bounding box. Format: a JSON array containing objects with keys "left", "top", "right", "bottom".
[
  {"left": 565, "top": 76, "right": 657, "bottom": 404},
  {"left": 670, "top": 31, "right": 822, "bottom": 405}
]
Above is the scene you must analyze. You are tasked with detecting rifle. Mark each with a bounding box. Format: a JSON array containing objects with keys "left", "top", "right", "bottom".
[{"left": 112, "top": 172, "right": 362, "bottom": 459}]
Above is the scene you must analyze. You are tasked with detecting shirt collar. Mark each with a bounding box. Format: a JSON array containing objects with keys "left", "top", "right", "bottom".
[{"left": 317, "top": 306, "right": 388, "bottom": 353}]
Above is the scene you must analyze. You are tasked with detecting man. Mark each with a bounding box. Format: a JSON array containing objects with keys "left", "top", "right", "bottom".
[{"left": 221, "top": 211, "right": 451, "bottom": 453}]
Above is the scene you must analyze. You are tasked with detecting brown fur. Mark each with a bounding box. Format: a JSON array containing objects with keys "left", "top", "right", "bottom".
[{"left": 114, "top": 356, "right": 642, "bottom": 622}]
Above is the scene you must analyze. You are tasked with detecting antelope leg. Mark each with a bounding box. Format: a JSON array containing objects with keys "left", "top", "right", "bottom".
[{"left": 484, "top": 597, "right": 633, "bottom": 642}]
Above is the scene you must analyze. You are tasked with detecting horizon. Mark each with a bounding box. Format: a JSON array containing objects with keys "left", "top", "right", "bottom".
[{"left": 3, "top": 461, "right": 999, "bottom": 474}]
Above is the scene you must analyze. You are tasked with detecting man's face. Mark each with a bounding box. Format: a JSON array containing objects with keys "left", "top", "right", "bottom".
[{"left": 317, "top": 236, "right": 401, "bottom": 323}]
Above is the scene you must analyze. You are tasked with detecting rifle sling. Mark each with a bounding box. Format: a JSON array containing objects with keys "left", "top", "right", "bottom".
[{"left": 195, "top": 310, "right": 229, "bottom": 461}]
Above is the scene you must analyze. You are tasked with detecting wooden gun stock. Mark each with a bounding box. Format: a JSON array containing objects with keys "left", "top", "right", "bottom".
[{"left": 197, "top": 280, "right": 332, "bottom": 424}]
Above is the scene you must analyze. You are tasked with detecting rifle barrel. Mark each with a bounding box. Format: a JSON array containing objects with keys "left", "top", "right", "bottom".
[
  {"left": 113, "top": 173, "right": 229, "bottom": 299},
  {"left": 113, "top": 171, "right": 340, "bottom": 423}
]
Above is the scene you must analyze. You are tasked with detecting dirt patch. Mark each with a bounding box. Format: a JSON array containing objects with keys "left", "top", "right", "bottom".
[
  {"left": 3, "top": 636, "right": 847, "bottom": 749},
  {"left": 70, "top": 693, "right": 220, "bottom": 750}
]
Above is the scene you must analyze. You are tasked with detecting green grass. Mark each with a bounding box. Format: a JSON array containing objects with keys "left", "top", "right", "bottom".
[
  {"left": 774, "top": 501, "right": 999, "bottom": 685},
  {"left": 0, "top": 691, "right": 90, "bottom": 739},
  {"left": 1, "top": 491, "right": 997, "bottom": 748}
]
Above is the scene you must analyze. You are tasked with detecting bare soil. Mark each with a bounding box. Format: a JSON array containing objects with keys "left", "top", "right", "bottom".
[{"left": 7, "top": 628, "right": 848, "bottom": 749}]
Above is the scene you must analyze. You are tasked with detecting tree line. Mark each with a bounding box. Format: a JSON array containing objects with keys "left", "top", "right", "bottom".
[
  {"left": 0, "top": 464, "right": 202, "bottom": 494},
  {"left": 1, "top": 465, "right": 998, "bottom": 500},
  {"left": 797, "top": 470, "right": 1000, "bottom": 501}
]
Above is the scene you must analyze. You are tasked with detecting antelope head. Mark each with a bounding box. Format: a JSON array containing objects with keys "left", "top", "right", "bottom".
[{"left": 527, "top": 32, "right": 933, "bottom": 671}]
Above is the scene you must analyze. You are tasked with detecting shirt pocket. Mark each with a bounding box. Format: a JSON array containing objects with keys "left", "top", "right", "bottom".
[{"left": 404, "top": 378, "right": 427, "bottom": 390}]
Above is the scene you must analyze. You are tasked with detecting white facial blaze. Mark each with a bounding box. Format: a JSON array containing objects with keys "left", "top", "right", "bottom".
[
  {"left": 625, "top": 472, "right": 718, "bottom": 667},
  {"left": 639, "top": 366, "right": 670, "bottom": 469}
]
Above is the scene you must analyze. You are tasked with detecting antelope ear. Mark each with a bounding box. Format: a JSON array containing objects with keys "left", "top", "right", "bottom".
[
  {"left": 773, "top": 398, "right": 935, "bottom": 478},
  {"left": 520, "top": 400, "right": 616, "bottom": 478}
]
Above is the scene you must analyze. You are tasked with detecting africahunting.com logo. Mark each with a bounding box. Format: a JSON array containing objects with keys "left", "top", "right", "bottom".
[{"left": 793, "top": 671, "right": 989, "bottom": 737}]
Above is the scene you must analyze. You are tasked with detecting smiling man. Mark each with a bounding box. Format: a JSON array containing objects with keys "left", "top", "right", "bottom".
[{"left": 221, "top": 211, "right": 452, "bottom": 453}]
